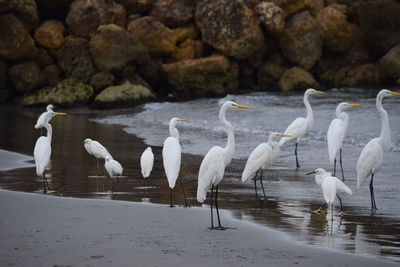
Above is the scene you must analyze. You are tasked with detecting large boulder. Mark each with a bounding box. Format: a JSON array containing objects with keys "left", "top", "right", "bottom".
[
  {"left": 317, "top": 6, "right": 352, "bottom": 53},
  {"left": 66, "top": 0, "right": 126, "bottom": 37},
  {"left": 254, "top": 2, "right": 285, "bottom": 35},
  {"left": 2, "top": 0, "right": 39, "bottom": 31},
  {"left": 161, "top": 55, "right": 238, "bottom": 98},
  {"left": 42, "top": 64, "right": 61, "bottom": 87},
  {"left": 338, "top": 64, "right": 381, "bottom": 86},
  {"left": 195, "top": 0, "right": 265, "bottom": 60},
  {"left": 279, "top": 11, "right": 321, "bottom": 70},
  {"left": 173, "top": 24, "right": 199, "bottom": 43},
  {"left": 267, "top": 0, "right": 324, "bottom": 17},
  {"left": 150, "top": 0, "right": 195, "bottom": 27},
  {"left": 0, "top": 14, "right": 37, "bottom": 61},
  {"left": 58, "top": 38, "right": 95, "bottom": 82},
  {"left": 127, "top": 16, "right": 177, "bottom": 55},
  {"left": 0, "top": 60, "right": 8, "bottom": 103},
  {"left": 380, "top": 45, "right": 400, "bottom": 82},
  {"left": 90, "top": 24, "right": 150, "bottom": 72},
  {"left": 355, "top": 0, "right": 400, "bottom": 57},
  {"left": 257, "top": 53, "right": 288, "bottom": 91},
  {"left": 278, "top": 66, "right": 319, "bottom": 91},
  {"left": 90, "top": 72, "right": 115, "bottom": 92},
  {"left": 34, "top": 20, "right": 65, "bottom": 49},
  {"left": 35, "top": 0, "right": 73, "bottom": 20},
  {"left": 9, "top": 61, "right": 43, "bottom": 93},
  {"left": 21, "top": 78, "right": 94, "bottom": 106},
  {"left": 34, "top": 47, "right": 53, "bottom": 68},
  {"left": 93, "top": 80, "right": 155, "bottom": 108},
  {"left": 114, "top": 0, "right": 155, "bottom": 14}
]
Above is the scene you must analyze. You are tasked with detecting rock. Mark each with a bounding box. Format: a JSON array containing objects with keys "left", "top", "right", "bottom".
[
  {"left": 127, "top": 16, "right": 177, "bottom": 55},
  {"left": 21, "top": 78, "right": 94, "bottom": 106},
  {"left": 279, "top": 11, "right": 321, "bottom": 70},
  {"left": 34, "top": 48, "right": 53, "bottom": 68},
  {"left": 267, "top": 0, "right": 324, "bottom": 17},
  {"left": 93, "top": 80, "right": 155, "bottom": 108},
  {"left": 257, "top": 53, "right": 288, "bottom": 91},
  {"left": 115, "top": 0, "right": 155, "bottom": 14},
  {"left": 66, "top": 0, "right": 126, "bottom": 37},
  {"left": 173, "top": 39, "right": 198, "bottom": 61},
  {"left": 90, "top": 72, "right": 115, "bottom": 92},
  {"left": 0, "top": 60, "right": 8, "bottom": 103},
  {"left": 35, "top": 0, "right": 73, "bottom": 20},
  {"left": 254, "top": 2, "right": 285, "bottom": 34},
  {"left": 34, "top": 20, "right": 65, "bottom": 49},
  {"left": 278, "top": 66, "right": 319, "bottom": 91},
  {"left": 195, "top": 0, "right": 265, "bottom": 60},
  {"left": 90, "top": 24, "right": 150, "bottom": 72},
  {"left": 161, "top": 55, "right": 238, "bottom": 98},
  {"left": 339, "top": 64, "right": 381, "bottom": 86},
  {"left": 355, "top": 0, "right": 400, "bottom": 57},
  {"left": 150, "top": 0, "right": 195, "bottom": 27},
  {"left": 8, "top": 61, "right": 43, "bottom": 93},
  {"left": 42, "top": 64, "right": 61, "bottom": 86},
  {"left": 57, "top": 38, "right": 95, "bottom": 82},
  {"left": 5, "top": 0, "right": 39, "bottom": 31},
  {"left": 0, "top": 14, "right": 37, "bottom": 61},
  {"left": 173, "top": 24, "right": 199, "bottom": 43},
  {"left": 317, "top": 6, "right": 352, "bottom": 53},
  {"left": 380, "top": 45, "right": 400, "bottom": 82}
]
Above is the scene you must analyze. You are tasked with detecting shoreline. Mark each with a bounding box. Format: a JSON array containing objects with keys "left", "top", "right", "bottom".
[{"left": 0, "top": 188, "right": 396, "bottom": 267}]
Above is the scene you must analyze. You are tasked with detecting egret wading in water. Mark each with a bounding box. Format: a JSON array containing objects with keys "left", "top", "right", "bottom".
[
  {"left": 162, "top": 118, "right": 189, "bottom": 208},
  {"left": 356, "top": 89, "right": 400, "bottom": 210},
  {"left": 84, "top": 138, "right": 113, "bottom": 177},
  {"left": 197, "top": 101, "right": 253, "bottom": 230},
  {"left": 279, "top": 89, "right": 325, "bottom": 169},
  {"left": 140, "top": 147, "right": 154, "bottom": 187},
  {"left": 241, "top": 132, "right": 291, "bottom": 200},
  {"left": 104, "top": 156, "right": 123, "bottom": 191},
  {"left": 327, "top": 102, "right": 361, "bottom": 181},
  {"left": 306, "top": 168, "right": 352, "bottom": 220},
  {"left": 33, "top": 106, "right": 66, "bottom": 193}
]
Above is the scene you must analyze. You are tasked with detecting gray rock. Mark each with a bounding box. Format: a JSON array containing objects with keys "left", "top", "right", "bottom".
[
  {"left": 380, "top": 45, "right": 400, "bottom": 82},
  {"left": 278, "top": 66, "right": 319, "bottom": 91},
  {"left": 9, "top": 61, "right": 43, "bottom": 93}
]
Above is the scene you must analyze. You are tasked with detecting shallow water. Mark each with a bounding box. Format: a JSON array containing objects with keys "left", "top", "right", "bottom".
[{"left": 0, "top": 88, "right": 399, "bottom": 262}]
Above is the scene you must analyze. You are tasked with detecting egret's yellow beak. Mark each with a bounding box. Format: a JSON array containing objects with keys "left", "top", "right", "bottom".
[
  {"left": 389, "top": 91, "right": 400, "bottom": 96},
  {"left": 277, "top": 134, "right": 291, "bottom": 137},
  {"left": 346, "top": 104, "right": 362, "bottom": 107},
  {"left": 54, "top": 112, "right": 67, "bottom": 116},
  {"left": 313, "top": 90, "right": 326, "bottom": 94},
  {"left": 178, "top": 118, "right": 189, "bottom": 122},
  {"left": 232, "top": 103, "right": 253, "bottom": 109}
]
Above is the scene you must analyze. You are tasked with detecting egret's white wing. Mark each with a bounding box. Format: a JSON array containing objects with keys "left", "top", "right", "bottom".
[
  {"left": 279, "top": 117, "right": 307, "bottom": 145},
  {"left": 33, "top": 136, "right": 51, "bottom": 176},
  {"left": 162, "top": 136, "right": 181, "bottom": 189},
  {"left": 34, "top": 111, "right": 48, "bottom": 129},
  {"left": 334, "top": 177, "right": 353, "bottom": 195},
  {"left": 241, "top": 143, "right": 269, "bottom": 182},
  {"left": 84, "top": 142, "right": 93, "bottom": 155},
  {"left": 322, "top": 177, "right": 337, "bottom": 205},
  {"left": 140, "top": 149, "right": 154, "bottom": 178},
  {"left": 91, "top": 141, "right": 112, "bottom": 159},
  {"left": 356, "top": 138, "right": 383, "bottom": 188},
  {"left": 327, "top": 118, "right": 344, "bottom": 164}
]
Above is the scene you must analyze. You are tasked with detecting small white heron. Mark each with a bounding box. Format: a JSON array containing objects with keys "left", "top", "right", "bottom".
[
  {"left": 84, "top": 138, "right": 113, "bottom": 177},
  {"left": 140, "top": 147, "right": 154, "bottom": 187},
  {"left": 104, "top": 156, "right": 123, "bottom": 191}
]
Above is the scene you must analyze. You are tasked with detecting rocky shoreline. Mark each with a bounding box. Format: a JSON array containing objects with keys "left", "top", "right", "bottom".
[{"left": 1, "top": 0, "right": 400, "bottom": 108}]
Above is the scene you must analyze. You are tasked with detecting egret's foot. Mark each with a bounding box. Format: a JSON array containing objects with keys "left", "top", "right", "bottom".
[
  {"left": 169, "top": 204, "right": 176, "bottom": 208},
  {"left": 339, "top": 211, "right": 345, "bottom": 217},
  {"left": 208, "top": 226, "right": 227, "bottom": 231},
  {"left": 182, "top": 204, "right": 191, "bottom": 208},
  {"left": 312, "top": 208, "right": 326, "bottom": 216}
]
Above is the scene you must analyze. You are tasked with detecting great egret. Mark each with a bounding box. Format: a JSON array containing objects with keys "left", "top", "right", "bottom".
[
  {"left": 306, "top": 168, "right": 352, "bottom": 220},
  {"left": 84, "top": 138, "right": 113, "bottom": 177},
  {"left": 327, "top": 102, "right": 361, "bottom": 181},
  {"left": 241, "top": 132, "right": 291, "bottom": 200},
  {"left": 104, "top": 156, "right": 123, "bottom": 191},
  {"left": 162, "top": 117, "right": 189, "bottom": 207},
  {"left": 356, "top": 89, "right": 400, "bottom": 210},
  {"left": 197, "top": 101, "right": 253, "bottom": 230},
  {"left": 33, "top": 107, "right": 66, "bottom": 193},
  {"left": 140, "top": 147, "right": 154, "bottom": 187},
  {"left": 279, "top": 88, "right": 325, "bottom": 168}
]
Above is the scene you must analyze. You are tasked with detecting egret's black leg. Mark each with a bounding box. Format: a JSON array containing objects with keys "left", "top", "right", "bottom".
[
  {"left": 258, "top": 169, "right": 267, "bottom": 200},
  {"left": 96, "top": 159, "right": 100, "bottom": 178},
  {"left": 111, "top": 176, "right": 120, "bottom": 191},
  {"left": 254, "top": 171, "right": 258, "bottom": 199},
  {"left": 210, "top": 185, "right": 214, "bottom": 229},
  {"left": 369, "top": 173, "right": 377, "bottom": 210},
  {"left": 215, "top": 185, "right": 224, "bottom": 230},
  {"left": 179, "top": 176, "right": 189, "bottom": 207},
  {"left": 333, "top": 158, "right": 336, "bottom": 177},
  {"left": 169, "top": 188, "right": 175, "bottom": 208},
  {"left": 336, "top": 194, "right": 343, "bottom": 212},
  {"left": 295, "top": 143, "right": 300, "bottom": 169},
  {"left": 339, "top": 149, "right": 345, "bottom": 181},
  {"left": 42, "top": 174, "right": 48, "bottom": 193}
]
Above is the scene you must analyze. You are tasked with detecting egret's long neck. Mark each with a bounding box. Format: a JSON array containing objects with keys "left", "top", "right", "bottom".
[
  {"left": 219, "top": 107, "right": 234, "bottom": 166},
  {"left": 45, "top": 122, "right": 52, "bottom": 144},
  {"left": 377, "top": 96, "right": 391, "bottom": 151},
  {"left": 169, "top": 123, "right": 179, "bottom": 139},
  {"left": 304, "top": 93, "right": 313, "bottom": 130}
]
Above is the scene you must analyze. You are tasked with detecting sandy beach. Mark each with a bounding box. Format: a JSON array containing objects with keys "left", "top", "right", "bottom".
[{"left": 0, "top": 188, "right": 396, "bottom": 267}]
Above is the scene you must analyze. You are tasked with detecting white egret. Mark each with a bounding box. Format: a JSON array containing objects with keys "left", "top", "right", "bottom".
[
  {"left": 241, "top": 132, "right": 291, "bottom": 200},
  {"left": 306, "top": 168, "right": 352, "bottom": 220},
  {"left": 33, "top": 107, "right": 66, "bottom": 193},
  {"left": 162, "top": 117, "right": 189, "bottom": 207},
  {"left": 356, "top": 89, "right": 400, "bottom": 210},
  {"left": 84, "top": 138, "right": 113, "bottom": 177},
  {"left": 197, "top": 101, "right": 253, "bottom": 230},
  {"left": 140, "top": 147, "right": 154, "bottom": 187},
  {"left": 104, "top": 156, "right": 123, "bottom": 191},
  {"left": 327, "top": 102, "right": 361, "bottom": 181},
  {"left": 279, "top": 88, "right": 325, "bottom": 168}
]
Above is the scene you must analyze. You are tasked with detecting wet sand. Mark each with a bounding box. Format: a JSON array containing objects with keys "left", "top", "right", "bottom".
[{"left": 0, "top": 188, "right": 396, "bottom": 267}]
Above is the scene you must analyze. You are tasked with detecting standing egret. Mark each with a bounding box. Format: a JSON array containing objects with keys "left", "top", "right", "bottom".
[
  {"left": 162, "top": 118, "right": 189, "bottom": 207},
  {"left": 327, "top": 102, "right": 361, "bottom": 181},
  {"left": 356, "top": 89, "right": 400, "bottom": 210},
  {"left": 84, "top": 138, "right": 113, "bottom": 177},
  {"left": 104, "top": 156, "right": 123, "bottom": 191},
  {"left": 140, "top": 147, "right": 154, "bottom": 187},
  {"left": 33, "top": 108, "right": 66, "bottom": 193},
  {"left": 306, "top": 168, "right": 352, "bottom": 220},
  {"left": 197, "top": 101, "right": 253, "bottom": 230},
  {"left": 241, "top": 132, "right": 291, "bottom": 200},
  {"left": 279, "top": 88, "right": 325, "bottom": 169}
]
